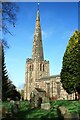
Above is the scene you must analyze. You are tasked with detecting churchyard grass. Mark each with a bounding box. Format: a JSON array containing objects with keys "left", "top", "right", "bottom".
[
  {"left": 51, "top": 100, "right": 80, "bottom": 114},
  {"left": 1, "top": 100, "right": 80, "bottom": 120},
  {"left": 2, "top": 101, "right": 11, "bottom": 111}
]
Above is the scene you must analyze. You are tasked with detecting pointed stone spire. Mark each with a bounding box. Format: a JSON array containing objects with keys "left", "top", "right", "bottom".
[{"left": 32, "top": 3, "right": 44, "bottom": 61}]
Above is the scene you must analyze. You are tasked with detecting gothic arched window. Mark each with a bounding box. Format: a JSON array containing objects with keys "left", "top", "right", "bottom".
[
  {"left": 40, "top": 64, "right": 42, "bottom": 71},
  {"left": 43, "top": 64, "right": 44, "bottom": 71},
  {"left": 30, "top": 65, "right": 31, "bottom": 71},
  {"left": 32, "top": 64, "right": 34, "bottom": 71}
]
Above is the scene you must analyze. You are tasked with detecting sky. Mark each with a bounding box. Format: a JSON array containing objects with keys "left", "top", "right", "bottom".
[{"left": 4, "top": 2, "right": 78, "bottom": 89}]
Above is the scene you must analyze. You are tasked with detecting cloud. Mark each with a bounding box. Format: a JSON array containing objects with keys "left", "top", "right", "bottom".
[
  {"left": 42, "top": 30, "right": 48, "bottom": 39},
  {"left": 42, "top": 29, "right": 55, "bottom": 40}
]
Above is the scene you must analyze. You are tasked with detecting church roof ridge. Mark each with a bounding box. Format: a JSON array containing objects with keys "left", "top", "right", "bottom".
[{"left": 36, "top": 74, "right": 60, "bottom": 81}]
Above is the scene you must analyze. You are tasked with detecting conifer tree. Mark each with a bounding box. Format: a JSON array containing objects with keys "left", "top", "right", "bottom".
[
  {"left": 61, "top": 30, "right": 80, "bottom": 99},
  {"left": 1, "top": 44, "right": 9, "bottom": 101},
  {"left": 0, "top": 44, "right": 21, "bottom": 101},
  {"left": 0, "top": 42, "right": 2, "bottom": 100}
]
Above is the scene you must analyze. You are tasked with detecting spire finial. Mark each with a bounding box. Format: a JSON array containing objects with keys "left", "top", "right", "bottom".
[{"left": 38, "top": 2, "right": 39, "bottom": 10}]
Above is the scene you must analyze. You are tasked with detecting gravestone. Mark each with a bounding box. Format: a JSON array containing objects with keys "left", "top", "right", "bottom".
[
  {"left": 41, "top": 103, "right": 50, "bottom": 110},
  {"left": 58, "top": 106, "right": 80, "bottom": 120},
  {"left": 10, "top": 100, "right": 19, "bottom": 115},
  {"left": 41, "top": 97, "right": 50, "bottom": 110}
]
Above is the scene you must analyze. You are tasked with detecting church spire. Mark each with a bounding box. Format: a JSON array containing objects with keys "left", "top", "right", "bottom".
[{"left": 32, "top": 3, "right": 44, "bottom": 61}]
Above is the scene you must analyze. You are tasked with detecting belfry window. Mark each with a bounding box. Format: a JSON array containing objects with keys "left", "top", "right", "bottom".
[
  {"left": 40, "top": 64, "right": 42, "bottom": 71},
  {"left": 30, "top": 65, "right": 31, "bottom": 71},
  {"left": 32, "top": 64, "right": 34, "bottom": 71},
  {"left": 43, "top": 64, "right": 44, "bottom": 71}
]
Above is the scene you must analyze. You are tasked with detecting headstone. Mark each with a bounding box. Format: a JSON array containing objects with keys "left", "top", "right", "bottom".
[
  {"left": 10, "top": 100, "right": 19, "bottom": 115},
  {"left": 15, "top": 101, "right": 20, "bottom": 109},
  {"left": 11, "top": 104, "right": 18, "bottom": 114},
  {"left": 58, "top": 106, "right": 68, "bottom": 115},
  {"left": 41, "top": 103, "right": 50, "bottom": 110},
  {"left": 10, "top": 100, "right": 15, "bottom": 105},
  {"left": 64, "top": 113, "right": 79, "bottom": 120},
  {"left": 58, "top": 106, "right": 80, "bottom": 120}
]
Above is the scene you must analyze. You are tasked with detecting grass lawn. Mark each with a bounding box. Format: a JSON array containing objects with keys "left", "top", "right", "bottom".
[
  {"left": 1, "top": 100, "right": 80, "bottom": 120},
  {"left": 12, "top": 101, "right": 59, "bottom": 120},
  {"left": 51, "top": 100, "right": 80, "bottom": 114}
]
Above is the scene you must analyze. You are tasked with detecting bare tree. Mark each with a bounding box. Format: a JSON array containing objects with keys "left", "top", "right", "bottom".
[{"left": 0, "top": 2, "right": 18, "bottom": 47}]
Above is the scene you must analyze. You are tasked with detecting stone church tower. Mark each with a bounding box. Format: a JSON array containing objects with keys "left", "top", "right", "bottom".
[
  {"left": 24, "top": 4, "right": 49, "bottom": 100},
  {"left": 24, "top": 4, "right": 75, "bottom": 101}
]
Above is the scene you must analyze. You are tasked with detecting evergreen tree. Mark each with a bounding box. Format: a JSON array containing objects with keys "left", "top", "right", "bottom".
[
  {"left": 0, "top": 42, "right": 2, "bottom": 100},
  {"left": 76, "top": 31, "right": 80, "bottom": 95},
  {"left": 1, "top": 44, "right": 9, "bottom": 101},
  {"left": 60, "top": 30, "right": 80, "bottom": 98},
  {"left": 1, "top": 44, "right": 20, "bottom": 101}
]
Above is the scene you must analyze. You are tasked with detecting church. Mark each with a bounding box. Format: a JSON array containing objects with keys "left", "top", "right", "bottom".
[{"left": 24, "top": 4, "right": 75, "bottom": 101}]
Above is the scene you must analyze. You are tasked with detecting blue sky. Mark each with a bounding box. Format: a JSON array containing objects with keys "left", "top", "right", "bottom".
[{"left": 4, "top": 2, "right": 78, "bottom": 89}]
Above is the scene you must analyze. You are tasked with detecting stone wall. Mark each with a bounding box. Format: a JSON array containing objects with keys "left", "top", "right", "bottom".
[
  {"left": 35, "top": 76, "right": 75, "bottom": 100},
  {"left": 24, "top": 58, "right": 50, "bottom": 100}
]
